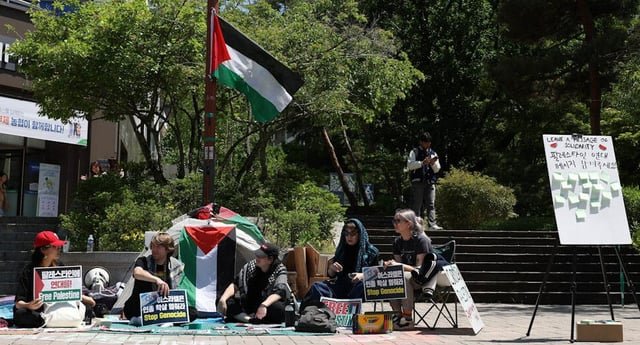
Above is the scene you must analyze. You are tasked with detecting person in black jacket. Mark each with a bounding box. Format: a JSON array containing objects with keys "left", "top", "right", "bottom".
[
  {"left": 217, "top": 243, "right": 291, "bottom": 324},
  {"left": 301, "top": 219, "right": 379, "bottom": 308},
  {"left": 122, "top": 232, "right": 184, "bottom": 322},
  {"left": 14, "top": 230, "right": 95, "bottom": 328}
]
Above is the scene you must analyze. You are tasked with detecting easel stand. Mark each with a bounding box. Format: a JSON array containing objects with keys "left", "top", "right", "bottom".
[{"left": 526, "top": 241, "right": 640, "bottom": 342}]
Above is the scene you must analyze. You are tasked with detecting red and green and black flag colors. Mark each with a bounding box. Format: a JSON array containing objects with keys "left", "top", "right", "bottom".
[{"left": 210, "top": 14, "right": 304, "bottom": 123}]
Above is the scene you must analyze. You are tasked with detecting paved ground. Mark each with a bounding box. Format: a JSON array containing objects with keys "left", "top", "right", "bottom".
[{"left": 0, "top": 303, "right": 639, "bottom": 344}]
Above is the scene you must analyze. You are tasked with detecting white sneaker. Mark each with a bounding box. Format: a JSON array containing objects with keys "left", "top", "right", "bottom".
[
  {"left": 429, "top": 224, "right": 443, "bottom": 230},
  {"left": 392, "top": 315, "right": 415, "bottom": 330}
]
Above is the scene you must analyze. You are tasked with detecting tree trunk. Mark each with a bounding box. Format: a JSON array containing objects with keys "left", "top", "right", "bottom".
[
  {"left": 127, "top": 114, "right": 167, "bottom": 184},
  {"left": 168, "top": 110, "right": 186, "bottom": 179},
  {"left": 577, "top": 0, "right": 601, "bottom": 135},
  {"left": 320, "top": 127, "right": 358, "bottom": 207},
  {"left": 340, "top": 120, "right": 369, "bottom": 206},
  {"left": 236, "top": 130, "right": 270, "bottom": 183}
]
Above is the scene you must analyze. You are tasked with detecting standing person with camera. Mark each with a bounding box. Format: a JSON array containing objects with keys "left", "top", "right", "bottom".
[{"left": 407, "top": 132, "right": 442, "bottom": 230}]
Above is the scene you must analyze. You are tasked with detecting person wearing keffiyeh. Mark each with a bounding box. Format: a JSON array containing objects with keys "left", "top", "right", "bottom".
[
  {"left": 217, "top": 242, "right": 291, "bottom": 324},
  {"left": 300, "top": 219, "right": 379, "bottom": 309}
]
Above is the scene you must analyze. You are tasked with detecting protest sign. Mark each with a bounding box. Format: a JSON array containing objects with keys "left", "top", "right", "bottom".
[
  {"left": 320, "top": 297, "right": 362, "bottom": 327},
  {"left": 442, "top": 264, "right": 484, "bottom": 334},
  {"left": 33, "top": 265, "right": 82, "bottom": 302},
  {"left": 140, "top": 289, "right": 190, "bottom": 325},
  {"left": 362, "top": 264, "right": 405, "bottom": 301}
]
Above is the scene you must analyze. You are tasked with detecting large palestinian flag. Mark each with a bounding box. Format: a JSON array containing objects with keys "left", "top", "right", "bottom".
[
  {"left": 178, "top": 225, "right": 237, "bottom": 314},
  {"left": 211, "top": 14, "right": 304, "bottom": 122}
]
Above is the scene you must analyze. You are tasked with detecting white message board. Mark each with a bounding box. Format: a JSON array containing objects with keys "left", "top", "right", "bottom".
[
  {"left": 543, "top": 134, "right": 631, "bottom": 245},
  {"left": 442, "top": 264, "right": 484, "bottom": 334}
]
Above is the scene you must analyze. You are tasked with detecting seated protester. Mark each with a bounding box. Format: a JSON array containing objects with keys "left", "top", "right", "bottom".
[
  {"left": 383, "top": 208, "right": 443, "bottom": 331},
  {"left": 217, "top": 242, "right": 290, "bottom": 324},
  {"left": 122, "top": 232, "right": 184, "bottom": 323},
  {"left": 14, "top": 230, "right": 96, "bottom": 328},
  {"left": 302, "top": 219, "right": 379, "bottom": 307}
]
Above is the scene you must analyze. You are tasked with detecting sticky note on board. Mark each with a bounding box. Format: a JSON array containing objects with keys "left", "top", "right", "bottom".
[
  {"left": 599, "top": 171, "right": 610, "bottom": 184},
  {"left": 567, "top": 173, "right": 578, "bottom": 184},
  {"left": 601, "top": 191, "right": 612, "bottom": 202},
  {"left": 589, "top": 172, "right": 599, "bottom": 183},
  {"left": 576, "top": 210, "right": 586, "bottom": 221},
  {"left": 579, "top": 193, "right": 590, "bottom": 202},
  {"left": 554, "top": 195, "right": 566, "bottom": 207},
  {"left": 590, "top": 201, "right": 601, "bottom": 209},
  {"left": 610, "top": 182, "right": 622, "bottom": 192},
  {"left": 592, "top": 184, "right": 603, "bottom": 193},
  {"left": 578, "top": 172, "right": 589, "bottom": 183},
  {"left": 582, "top": 182, "right": 592, "bottom": 192},
  {"left": 568, "top": 193, "right": 580, "bottom": 206},
  {"left": 561, "top": 182, "right": 572, "bottom": 191},
  {"left": 552, "top": 172, "right": 565, "bottom": 183}
]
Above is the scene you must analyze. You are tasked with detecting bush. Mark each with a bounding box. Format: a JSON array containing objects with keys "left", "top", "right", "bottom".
[
  {"left": 437, "top": 168, "right": 517, "bottom": 229},
  {"left": 262, "top": 181, "right": 344, "bottom": 251},
  {"left": 60, "top": 173, "right": 182, "bottom": 251},
  {"left": 623, "top": 186, "right": 640, "bottom": 248},
  {"left": 98, "top": 193, "right": 175, "bottom": 251}
]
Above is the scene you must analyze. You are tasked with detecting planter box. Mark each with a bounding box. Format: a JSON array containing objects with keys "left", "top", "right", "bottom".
[{"left": 576, "top": 320, "right": 623, "bottom": 342}]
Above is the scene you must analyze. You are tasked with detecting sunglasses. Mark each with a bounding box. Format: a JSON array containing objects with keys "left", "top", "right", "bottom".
[{"left": 392, "top": 218, "right": 405, "bottom": 225}]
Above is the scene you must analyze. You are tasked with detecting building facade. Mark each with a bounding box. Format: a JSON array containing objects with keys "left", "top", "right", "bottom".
[{"left": 1, "top": 0, "right": 138, "bottom": 216}]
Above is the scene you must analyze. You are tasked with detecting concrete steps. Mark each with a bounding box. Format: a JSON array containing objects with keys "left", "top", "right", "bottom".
[
  {"left": 0, "top": 217, "right": 60, "bottom": 295},
  {"left": 354, "top": 215, "right": 640, "bottom": 305}
]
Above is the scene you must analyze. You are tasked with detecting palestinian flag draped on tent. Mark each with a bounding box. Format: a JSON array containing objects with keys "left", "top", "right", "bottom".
[
  {"left": 178, "top": 225, "right": 237, "bottom": 314},
  {"left": 111, "top": 206, "right": 263, "bottom": 316},
  {"left": 211, "top": 14, "right": 304, "bottom": 122}
]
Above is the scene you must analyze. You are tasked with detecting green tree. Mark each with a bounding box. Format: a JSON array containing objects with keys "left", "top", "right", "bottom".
[{"left": 11, "top": 0, "right": 206, "bottom": 182}]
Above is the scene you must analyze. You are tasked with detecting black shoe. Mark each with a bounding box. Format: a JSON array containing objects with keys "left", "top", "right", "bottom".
[{"left": 411, "top": 269, "right": 428, "bottom": 285}]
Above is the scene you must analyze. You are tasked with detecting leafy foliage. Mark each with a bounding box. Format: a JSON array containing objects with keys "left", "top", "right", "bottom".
[
  {"left": 437, "top": 168, "right": 517, "bottom": 229},
  {"left": 622, "top": 186, "right": 640, "bottom": 248}
]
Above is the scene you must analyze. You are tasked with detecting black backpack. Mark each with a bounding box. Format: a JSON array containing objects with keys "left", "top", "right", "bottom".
[{"left": 295, "top": 302, "right": 337, "bottom": 333}]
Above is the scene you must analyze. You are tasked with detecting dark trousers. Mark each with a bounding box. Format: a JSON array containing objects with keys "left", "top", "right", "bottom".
[
  {"left": 226, "top": 297, "right": 285, "bottom": 324},
  {"left": 300, "top": 278, "right": 364, "bottom": 311},
  {"left": 13, "top": 307, "right": 45, "bottom": 328}
]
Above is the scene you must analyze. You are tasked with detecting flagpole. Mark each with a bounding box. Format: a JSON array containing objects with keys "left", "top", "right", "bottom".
[{"left": 203, "top": 0, "right": 219, "bottom": 205}]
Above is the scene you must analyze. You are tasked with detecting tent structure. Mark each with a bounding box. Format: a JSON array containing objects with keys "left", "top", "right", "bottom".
[{"left": 111, "top": 205, "right": 264, "bottom": 316}]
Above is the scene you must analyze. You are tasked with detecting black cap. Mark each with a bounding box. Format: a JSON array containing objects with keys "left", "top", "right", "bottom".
[{"left": 255, "top": 242, "right": 279, "bottom": 258}]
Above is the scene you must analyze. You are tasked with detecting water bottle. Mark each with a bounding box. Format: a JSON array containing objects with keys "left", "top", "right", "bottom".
[
  {"left": 86, "top": 234, "right": 94, "bottom": 252},
  {"left": 284, "top": 303, "right": 295, "bottom": 327}
]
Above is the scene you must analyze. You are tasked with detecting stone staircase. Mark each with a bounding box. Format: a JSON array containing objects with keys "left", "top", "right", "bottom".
[
  {"left": 0, "top": 217, "right": 60, "bottom": 296},
  {"left": 356, "top": 215, "right": 640, "bottom": 305}
]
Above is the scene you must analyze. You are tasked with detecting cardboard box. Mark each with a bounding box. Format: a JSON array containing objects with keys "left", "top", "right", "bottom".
[
  {"left": 318, "top": 254, "right": 331, "bottom": 277},
  {"left": 352, "top": 313, "right": 393, "bottom": 334},
  {"left": 576, "top": 320, "right": 623, "bottom": 342},
  {"left": 305, "top": 245, "right": 320, "bottom": 277}
]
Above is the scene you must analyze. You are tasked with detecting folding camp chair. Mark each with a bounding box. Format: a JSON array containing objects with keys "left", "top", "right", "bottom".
[{"left": 413, "top": 240, "right": 458, "bottom": 328}]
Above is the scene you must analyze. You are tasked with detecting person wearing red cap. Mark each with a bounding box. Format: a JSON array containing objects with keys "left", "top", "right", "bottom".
[
  {"left": 13, "top": 230, "right": 96, "bottom": 328},
  {"left": 217, "top": 242, "right": 292, "bottom": 324}
]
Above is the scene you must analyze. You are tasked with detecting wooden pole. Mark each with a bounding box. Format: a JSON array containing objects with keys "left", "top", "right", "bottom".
[{"left": 203, "top": 0, "right": 219, "bottom": 205}]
